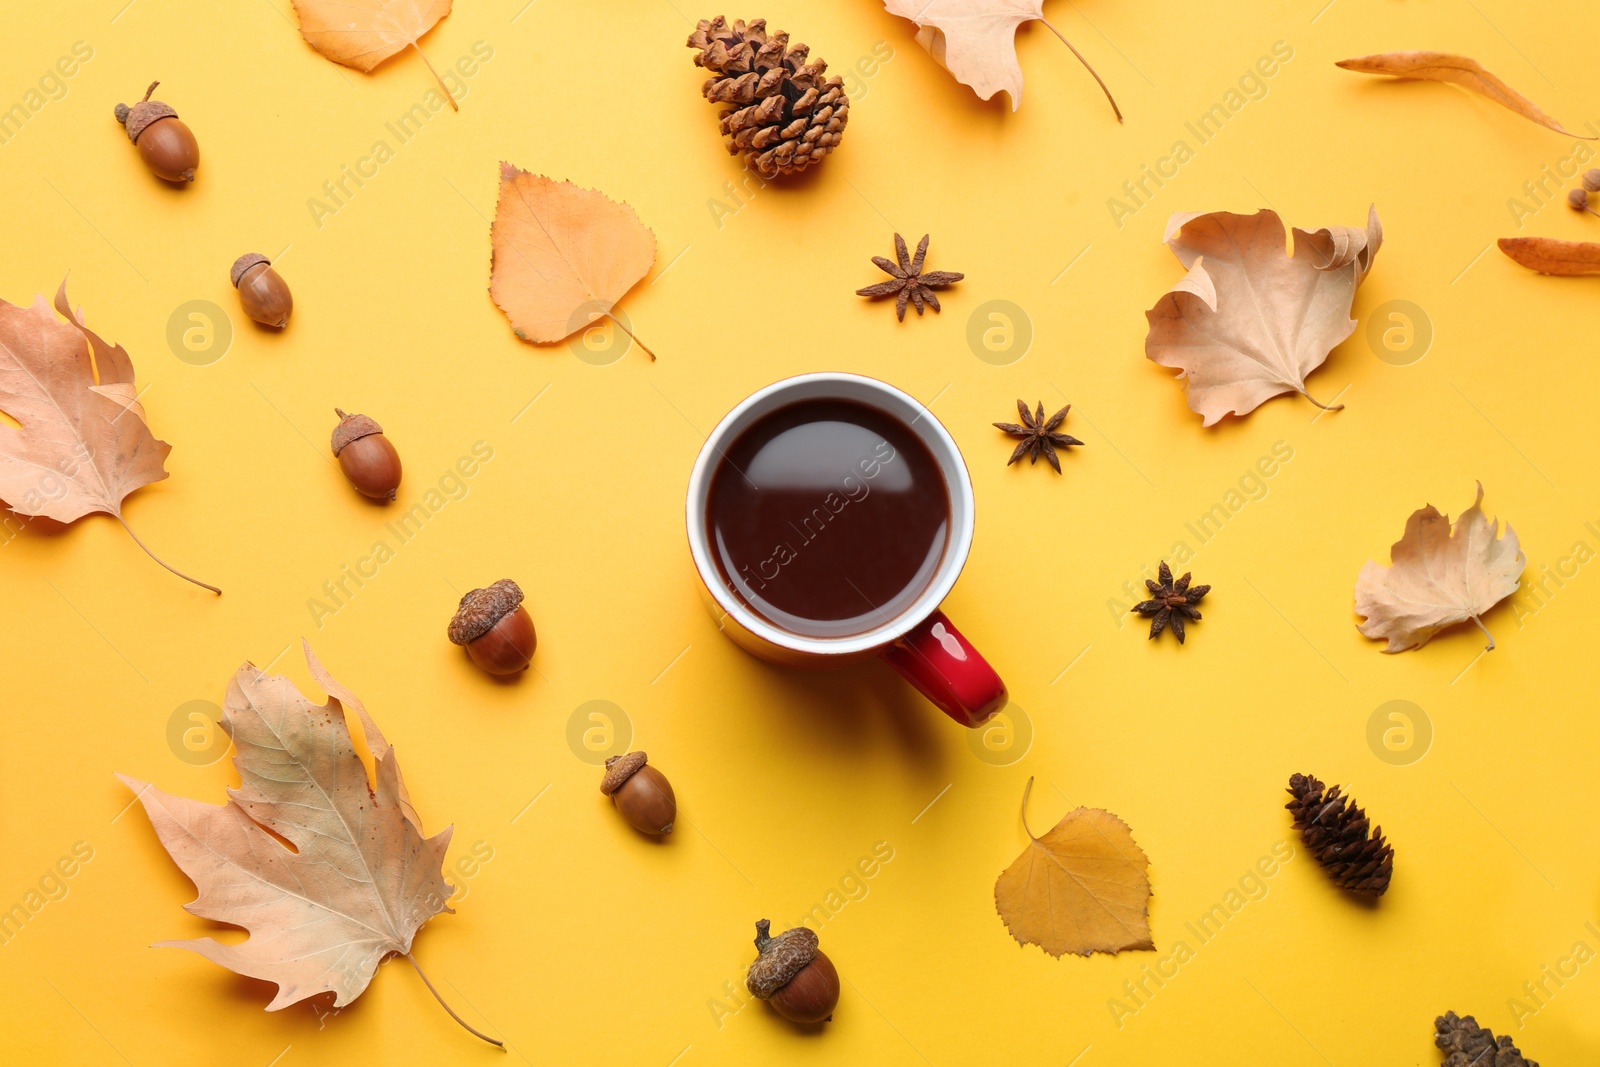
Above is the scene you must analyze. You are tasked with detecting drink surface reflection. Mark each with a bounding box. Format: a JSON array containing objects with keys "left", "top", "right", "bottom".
[{"left": 706, "top": 398, "right": 949, "bottom": 639}]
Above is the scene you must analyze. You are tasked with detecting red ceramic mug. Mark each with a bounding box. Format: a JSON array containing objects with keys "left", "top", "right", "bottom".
[{"left": 685, "top": 372, "right": 1007, "bottom": 727}]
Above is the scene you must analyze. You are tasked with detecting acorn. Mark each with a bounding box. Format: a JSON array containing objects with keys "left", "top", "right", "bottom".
[
  {"left": 448, "top": 579, "right": 537, "bottom": 675},
  {"left": 331, "top": 409, "right": 402, "bottom": 501},
  {"left": 746, "top": 920, "right": 839, "bottom": 1025},
  {"left": 114, "top": 82, "right": 199, "bottom": 183},
  {"left": 600, "top": 752, "right": 676, "bottom": 835},
  {"left": 230, "top": 254, "right": 293, "bottom": 328}
]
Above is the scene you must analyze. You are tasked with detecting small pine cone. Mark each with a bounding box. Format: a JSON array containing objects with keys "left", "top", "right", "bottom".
[
  {"left": 686, "top": 16, "right": 849, "bottom": 178},
  {"left": 1435, "top": 1012, "right": 1538, "bottom": 1066},
  {"left": 1285, "top": 773, "right": 1393, "bottom": 896}
]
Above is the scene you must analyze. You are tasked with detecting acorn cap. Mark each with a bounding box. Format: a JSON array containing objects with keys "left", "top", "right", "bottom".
[
  {"left": 448, "top": 579, "right": 524, "bottom": 645},
  {"left": 230, "top": 253, "right": 271, "bottom": 288},
  {"left": 114, "top": 82, "right": 177, "bottom": 144},
  {"left": 746, "top": 920, "right": 819, "bottom": 999},
  {"left": 600, "top": 752, "right": 648, "bottom": 795},
  {"left": 331, "top": 409, "right": 384, "bottom": 455}
]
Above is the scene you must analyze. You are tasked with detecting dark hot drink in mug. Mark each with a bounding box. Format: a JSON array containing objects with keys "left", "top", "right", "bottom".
[
  {"left": 686, "top": 373, "right": 1007, "bottom": 727},
  {"left": 705, "top": 398, "right": 950, "bottom": 639}
]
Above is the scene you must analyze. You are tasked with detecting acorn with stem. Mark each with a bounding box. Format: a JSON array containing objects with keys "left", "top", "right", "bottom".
[
  {"left": 114, "top": 82, "right": 199, "bottom": 183},
  {"left": 331, "top": 409, "right": 402, "bottom": 501},
  {"left": 746, "top": 920, "right": 840, "bottom": 1025}
]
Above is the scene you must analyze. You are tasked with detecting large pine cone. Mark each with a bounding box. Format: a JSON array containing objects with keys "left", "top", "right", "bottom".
[
  {"left": 686, "top": 16, "right": 848, "bottom": 178},
  {"left": 1436, "top": 1012, "right": 1538, "bottom": 1066},
  {"left": 1285, "top": 773, "right": 1393, "bottom": 896}
]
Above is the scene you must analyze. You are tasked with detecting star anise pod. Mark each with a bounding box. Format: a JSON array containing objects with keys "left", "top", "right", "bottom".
[
  {"left": 1132, "top": 561, "right": 1209, "bottom": 643},
  {"left": 993, "top": 400, "right": 1083, "bottom": 474},
  {"left": 856, "top": 233, "right": 963, "bottom": 321}
]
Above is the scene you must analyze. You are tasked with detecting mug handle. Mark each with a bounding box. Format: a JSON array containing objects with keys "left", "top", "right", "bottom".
[{"left": 880, "top": 611, "right": 1007, "bottom": 727}]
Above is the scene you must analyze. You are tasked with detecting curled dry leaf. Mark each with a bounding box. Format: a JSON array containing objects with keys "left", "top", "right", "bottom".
[
  {"left": 1355, "top": 483, "right": 1525, "bottom": 653},
  {"left": 117, "top": 642, "right": 500, "bottom": 1046},
  {"left": 1145, "top": 207, "right": 1382, "bottom": 426},
  {"left": 1336, "top": 52, "right": 1594, "bottom": 140},
  {"left": 290, "top": 0, "right": 458, "bottom": 110},
  {"left": 0, "top": 280, "right": 217, "bottom": 592},
  {"left": 1498, "top": 237, "right": 1600, "bottom": 276},
  {"left": 490, "top": 163, "right": 658, "bottom": 360},
  {"left": 994, "top": 778, "right": 1153, "bottom": 958},
  {"left": 879, "top": 0, "right": 1120, "bottom": 119}
]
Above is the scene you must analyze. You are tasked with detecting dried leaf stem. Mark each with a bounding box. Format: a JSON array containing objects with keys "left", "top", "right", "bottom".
[
  {"left": 405, "top": 953, "right": 503, "bottom": 1048},
  {"left": 1471, "top": 615, "right": 1496, "bottom": 652},
  {"left": 1019, "top": 776, "right": 1040, "bottom": 840},
  {"left": 1297, "top": 387, "right": 1345, "bottom": 413},
  {"left": 1039, "top": 19, "right": 1122, "bottom": 123},
  {"left": 115, "top": 514, "right": 221, "bottom": 594},
  {"left": 410, "top": 42, "right": 460, "bottom": 112},
  {"left": 604, "top": 311, "right": 657, "bottom": 361}
]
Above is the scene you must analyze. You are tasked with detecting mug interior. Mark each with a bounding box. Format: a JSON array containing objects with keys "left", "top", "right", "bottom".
[{"left": 686, "top": 373, "right": 975, "bottom": 656}]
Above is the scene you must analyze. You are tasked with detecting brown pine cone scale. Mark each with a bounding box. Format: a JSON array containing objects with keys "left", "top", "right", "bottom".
[
  {"left": 687, "top": 16, "right": 848, "bottom": 178},
  {"left": 1435, "top": 1011, "right": 1538, "bottom": 1066},
  {"left": 1285, "top": 773, "right": 1393, "bottom": 896}
]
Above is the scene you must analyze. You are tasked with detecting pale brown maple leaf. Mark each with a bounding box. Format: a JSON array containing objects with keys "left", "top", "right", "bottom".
[
  {"left": 1145, "top": 206, "right": 1382, "bottom": 426},
  {"left": 291, "top": 0, "right": 459, "bottom": 110},
  {"left": 879, "top": 0, "right": 1120, "bottom": 118},
  {"left": 0, "top": 280, "right": 217, "bottom": 592},
  {"left": 1336, "top": 52, "right": 1595, "bottom": 140},
  {"left": 995, "top": 777, "right": 1153, "bottom": 958},
  {"left": 1498, "top": 237, "right": 1600, "bottom": 276},
  {"left": 490, "top": 163, "right": 659, "bottom": 360},
  {"left": 1355, "top": 483, "right": 1524, "bottom": 654},
  {"left": 117, "top": 641, "right": 500, "bottom": 1046}
]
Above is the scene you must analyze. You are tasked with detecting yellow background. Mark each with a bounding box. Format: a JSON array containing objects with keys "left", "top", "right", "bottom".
[{"left": 3, "top": 0, "right": 1598, "bottom": 1063}]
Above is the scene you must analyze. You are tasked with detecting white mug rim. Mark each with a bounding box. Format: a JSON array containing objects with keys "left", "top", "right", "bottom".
[{"left": 685, "top": 372, "right": 976, "bottom": 657}]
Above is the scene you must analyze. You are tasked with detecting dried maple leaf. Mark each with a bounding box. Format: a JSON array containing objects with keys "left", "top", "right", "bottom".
[
  {"left": 290, "top": 0, "right": 459, "bottom": 110},
  {"left": 879, "top": 0, "right": 1120, "bottom": 118},
  {"left": 490, "top": 163, "right": 658, "bottom": 360},
  {"left": 1145, "top": 206, "right": 1383, "bottom": 426},
  {"left": 1336, "top": 52, "right": 1594, "bottom": 140},
  {"left": 0, "top": 280, "right": 217, "bottom": 592},
  {"left": 995, "top": 777, "right": 1152, "bottom": 958},
  {"left": 1355, "top": 483, "right": 1524, "bottom": 654},
  {"left": 117, "top": 642, "right": 499, "bottom": 1046},
  {"left": 1498, "top": 237, "right": 1600, "bottom": 276}
]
